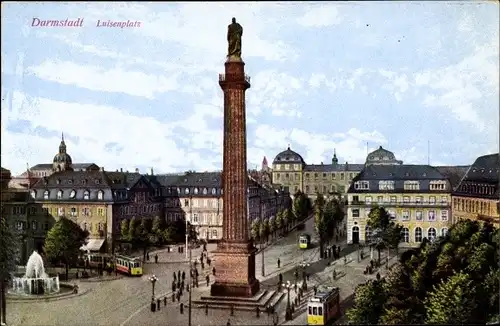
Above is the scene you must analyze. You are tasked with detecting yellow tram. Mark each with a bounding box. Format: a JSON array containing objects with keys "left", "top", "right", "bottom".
[
  {"left": 299, "top": 233, "right": 311, "bottom": 249},
  {"left": 115, "top": 255, "right": 143, "bottom": 276},
  {"left": 307, "top": 286, "right": 340, "bottom": 325},
  {"left": 83, "top": 253, "right": 114, "bottom": 269}
]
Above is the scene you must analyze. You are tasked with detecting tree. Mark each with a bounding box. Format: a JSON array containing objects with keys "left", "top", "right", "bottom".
[
  {"left": 0, "top": 216, "right": 20, "bottom": 325},
  {"left": 293, "top": 191, "right": 311, "bottom": 222},
  {"left": 269, "top": 216, "right": 276, "bottom": 238},
  {"left": 275, "top": 211, "right": 283, "bottom": 235},
  {"left": 323, "top": 198, "right": 344, "bottom": 241},
  {"left": 260, "top": 219, "right": 269, "bottom": 243},
  {"left": 366, "top": 206, "right": 402, "bottom": 263},
  {"left": 346, "top": 279, "right": 387, "bottom": 324},
  {"left": 151, "top": 216, "right": 164, "bottom": 236},
  {"left": 128, "top": 216, "right": 138, "bottom": 243},
  {"left": 120, "top": 219, "right": 130, "bottom": 241},
  {"left": 314, "top": 194, "right": 328, "bottom": 258},
  {"left": 44, "top": 217, "right": 88, "bottom": 280},
  {"left": 425, "top": 272, "right": 477, "bottom": 324},
  {"left": 251, "top": 220, "right": 261, "bottom": 241}
]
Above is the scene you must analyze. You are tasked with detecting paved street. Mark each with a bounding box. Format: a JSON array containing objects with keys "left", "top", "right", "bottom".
[
  {"left": 5, "top": 215, "right": 393, "bottom": 326},
  {"left": 5, "top": 218, "right": 318, "bottom": 326}
]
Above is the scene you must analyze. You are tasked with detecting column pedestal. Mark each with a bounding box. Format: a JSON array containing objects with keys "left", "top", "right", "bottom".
[{"left": 210, "top": 241, "right": 260, "bottom": 297}]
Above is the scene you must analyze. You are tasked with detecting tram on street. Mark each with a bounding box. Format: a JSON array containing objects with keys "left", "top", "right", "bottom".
[
  {"left": 307, "top": 286, "right": 341, "bottom": 325},
  {"left": 298, "top": 233, "right": 312, "bottom": 249},
  {"left": 115, "top": 255, "right": 143, "bottom": 276},
  {"left": 83, "top": 253, "right": 114, "bottom": 269}
]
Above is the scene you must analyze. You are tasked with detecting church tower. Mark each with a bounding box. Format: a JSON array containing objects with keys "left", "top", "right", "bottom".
[{"left": 52, "top": 133, "right": 73, "bottom": 172}]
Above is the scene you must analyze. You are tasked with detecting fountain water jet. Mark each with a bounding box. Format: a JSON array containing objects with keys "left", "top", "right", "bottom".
[{"left": 10, "top": 251, "right": 60, "bottom": 295}]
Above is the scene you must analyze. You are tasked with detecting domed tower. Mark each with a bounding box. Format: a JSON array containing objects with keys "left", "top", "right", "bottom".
[
  {"left": 365, "top": 146, "right": 402, "bottom": 166},
  {"left": 332, "top": 148, "right": 338, "bottom": 166},
  {"left": 52, "top": 133, "right": 73, "bottom": 172},
  {"left": 272, "top": 145, "right": 306, "bottom": 194}
]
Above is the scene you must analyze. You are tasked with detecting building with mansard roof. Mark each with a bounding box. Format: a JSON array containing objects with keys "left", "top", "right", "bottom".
[
  {"left": 452, "top": 153, "right": 499, "bottom": 226},
  {"left": 346, "top": 164, "right": 455, "bottom": 247},
  {"left": 157, "top": 171, "right": 291, "bottom": 241}
]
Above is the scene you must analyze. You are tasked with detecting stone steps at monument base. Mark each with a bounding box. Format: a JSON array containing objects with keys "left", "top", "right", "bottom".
[
  {"left": 200, "top": 289, "right": 268, "bottom": 303},
  {"left": 192, "top": 290, "right": 283, "bottom": 310}
]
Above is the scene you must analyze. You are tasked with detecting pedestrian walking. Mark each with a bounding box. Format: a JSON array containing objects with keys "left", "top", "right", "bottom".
[
  {"left": 206, "top": 274, "right": 210, "bottom": 286},
  {"left": 277, "top": 258, "right": 281, "bottom": 268},
  {"left": 212, "top": 267, "right": 216, "bottom": 276},
  {"left": 154, "top": 254, "right": 158, "bottom": 264}
]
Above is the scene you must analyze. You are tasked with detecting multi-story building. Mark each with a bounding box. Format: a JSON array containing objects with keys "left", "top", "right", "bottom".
[
  {"left": 1, "top": 167, "right": 46, "bottom": 264},
  {"left": 160, "top": 171, "right": 290, "bottom": 241},
  {"left": 271, "top": 145, "right": 402, "bottom": 199},
  {"left": 452, "top": 153, "right": 500, "bottom": 227},
  {"left": 346, "top": 164, "right": 454, "bottom": 248},
  {"left": 30, "top": 168, "right": 165, "bottom": 254}
]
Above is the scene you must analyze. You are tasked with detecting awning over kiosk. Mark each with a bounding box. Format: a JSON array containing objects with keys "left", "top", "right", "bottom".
[{"left": 80, "top": 238, "right": 105, "bottom": 252}]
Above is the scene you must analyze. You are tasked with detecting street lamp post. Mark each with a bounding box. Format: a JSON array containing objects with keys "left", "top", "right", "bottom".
[
  {"left": 188, "top": 242, "right": 192, "bottom": 326},
  {"left": 299, "top": 261, "right": 310, "bottom": 291},
  {"left": 185, "top": 196, "right": 192, "bottom": 260},
  {"left": 149, "top": 274, "right": 158, "bottom": 312},
  {"left": 149, "top": 274, "right": 158, "bottom": 300},
  {"left": 260, "top": 195, "right": 265, "bottom": 277},
  {"left": 282, "top": 281, "right": 293, "bottom": 321}
]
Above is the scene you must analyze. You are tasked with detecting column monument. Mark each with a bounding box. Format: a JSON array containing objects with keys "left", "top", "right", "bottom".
[{"left": 210, "top": 17, "right": 260, "bottom": 297}]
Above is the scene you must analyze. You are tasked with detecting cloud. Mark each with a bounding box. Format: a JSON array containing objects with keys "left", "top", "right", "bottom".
[
  {"left": 27, "top": 60, "right": 180, "bottom": 99},
  {"left": 1, "top": 92, "right": 218, "bottom": 173},
  {"left": 298, "top": 5, "right": 343, "bottom": 27},
  {"left": 414, "top": 35, "right": 499, "bottom": 130}
]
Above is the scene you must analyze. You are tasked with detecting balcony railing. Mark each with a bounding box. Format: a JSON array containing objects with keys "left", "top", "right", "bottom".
[
  {"left": 350, "top": 201, "right": 450, "bottom": 207},
  {"left": 219, "top": 73, "right": 251, "bottom": 84}
]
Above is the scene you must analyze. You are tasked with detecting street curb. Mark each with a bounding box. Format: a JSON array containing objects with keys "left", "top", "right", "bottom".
[{"left": 79, "top": 275, "right": 124, "bottom": 283}]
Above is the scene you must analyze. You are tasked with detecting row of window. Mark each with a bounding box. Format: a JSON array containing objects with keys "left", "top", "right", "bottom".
[
  {"left": 120, "top": 204, "right": 161, "bottom": 215},
  {"left": 51, "top": 207, "right": 106, "bottom": 217},
  {"left": 352, "top": 195, "right": 448, "bottom": 205},
  {"left": 34, "top": 189, "right": 105, "bottom": 200},
  {"left": 458, "top": 183, "right": 496, "bottom": 196},
  {"left": 274, "top": 171, "right": 354, "bottom": 182},
  {"left": 355, "top": 180, "right": 447, "bottom": 191},
  {"left": 167, "top": 187, "right": 220, "bottom": 196},
  {"left": 15, "top": 221, "right": 49, "bottom": 231},
  {"left": 81, "top": 222, "right": 105, "bottom": 232},
  {"left": 352, "top": 208, "right": 448, "bottom": 221},
  {"left": 453, "top": 198, "right": 492, "bottom": 214},
  {"left": 356, "top": 226, "right": 448, "bottom": 243}
]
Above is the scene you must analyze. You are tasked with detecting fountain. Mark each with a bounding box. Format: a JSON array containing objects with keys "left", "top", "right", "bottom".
[{"left": 10, "top": 251, "right": 60, "bottom": 295}]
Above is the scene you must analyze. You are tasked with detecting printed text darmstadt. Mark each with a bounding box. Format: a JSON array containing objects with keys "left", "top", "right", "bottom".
[{"left": 31, "top": 18, "right": 142, "bottom": 28}]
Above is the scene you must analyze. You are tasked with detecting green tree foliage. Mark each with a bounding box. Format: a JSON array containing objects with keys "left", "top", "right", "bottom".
[
  {"left": 44, "top": 217, "right": 88, "bottom": 280},
  {"left": 347, "top": 219, "right": 500, "bottom": 325},
  {"left": 346, "top": 279, "right": 387, "bottom": 324},
  {"left": 425, "top": 272, "right": 476, "bottom": 324},
  {"left": 366, "top": 206, "right": 403, "bottom": 262},
  {"left": 275, "top": 211, "right": 283, "bottom": 234},
  {"left": 293, "top": 191, "right": 311, "bottom": 222},
  {"left": 260, "top": 219, "right": 269, "bottom": 242},
  {"left": 323, "top": 198, "right": 344, "bottom": 239},
  {"left": 120, "top": 219, "right": 130, "bottom": 241},
  {"left": 1, "top": 216, "right": 20, "bottom": 324},
  {"left": 128, "top": 216, "right": 138, "bottom": 242},
  {"left": 251, "top": 220, "right": 261, "bottom": 241},
  {"left": 314, "top": 194, "right": 328, "bottom": 257}
]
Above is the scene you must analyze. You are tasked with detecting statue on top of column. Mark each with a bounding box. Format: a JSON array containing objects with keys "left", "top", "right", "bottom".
[{"left": 227, "top": 17, "right": 243, "bottom": 59}]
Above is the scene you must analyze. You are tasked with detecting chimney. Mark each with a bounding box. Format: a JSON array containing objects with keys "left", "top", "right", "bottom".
[
  {"left": 120, "top": 168, "right": 123, "bottom": 172},
  {"left": 151, "top": 167, "right": 154, "bottom": 175},
  {"left": 100, "top": 166, "right": 105, "bottom": 172},
  {"left": 135, "top": 168, "right": 139, "bottom": 173}
]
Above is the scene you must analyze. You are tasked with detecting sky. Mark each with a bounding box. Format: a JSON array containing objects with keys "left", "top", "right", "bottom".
[{"left": 1, "top": 2, "right": 499, "bottom": 176}]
